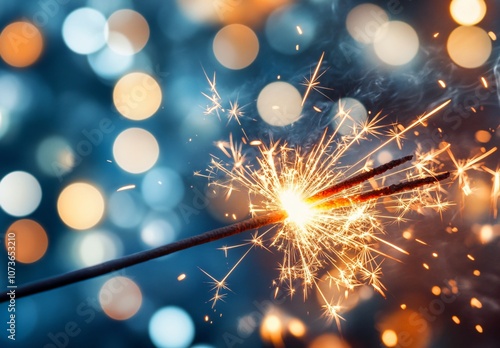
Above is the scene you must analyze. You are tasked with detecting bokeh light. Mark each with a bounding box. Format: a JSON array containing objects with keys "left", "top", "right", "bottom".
[
  {"left": 113, "top": 128, "right": 159, "bottom": 174},
  {"left": 381, "top": 329, "right": 398, "bottom": 347},
  {"left": 447, "top": 26, "right": 492, "bottom": 68},
  {"left": 99, "top": 276, "right": 142, "bottom": 320},
  {"left": 62, "top": 8, "right": 107, "bottom": 55},
  {"left": 141, "top": 167, "right": 184, "bottom": 211},
  {"left": 141, "top": 218, "right": 176, "bottom": 247},
  {"left": 88, "top": 45, "right": 134, "bottom": 79},
  {"left": 308, "top": 334, "right": 350, "bottom": 348},
  {"left": 373, "top": 21, "right": 419, "bottom": 66},
  {"left": 260, "top": 314, "right": 282, "bottom": 343},
  {"left": 265, "top": 5, "right": 316, "bottom": 54},
  {"left": 475, "top": 130, "right": 491, "bottom": 143},
  {"left": 213, "top": 24, "right": 259, "bottom": 70},
  {"left": 176, "top": 0, "right": 219, "bottom": 24},
  {"left": 346, "top": 3, "right": 389, "bottom": 44},
  {"left": 148, "top": 306, "right": 195, "bottom": 348},
  {"left": 108, "top": 190, "right": 145, "bottom": 229},
  {"left": 57, "top": 182, "right": 105, "bottom": 230},
  {"left": 78, "top": 231, "right": 121, "bottom": 266},
  {"left": 0, "top": 171, "right": 42, "bottom": 217},
  {"left": 288, "top": 318, "right": 306, "bottom": 337},
  {"left": 257, "top": 81, "right": 302, "bottom": 126},
  {"left": 176, "top": 0, "right": 289, "bottom": 27},
  {"left": 377, "top": 310, "right": 431, "bottom": 348},
  {"left": 5, "top": 219, "right": 48, "bottom": 263},
  {"left": 450, "top": 0, "right": 487, "bottom": 26},
  {"left": 105, "top": 9, "right": 150, "bottom": 55},
  {"left": 331, "top": 98, "right": 368, "bottom": 136},
  {"left": 113, "top": 72, "right": 162, "bottom": 120},
  {"left": 0, "top": 21, "right": 43, "bottom": 67},
  {"left": 36, "top": 136, "right": 75, "bottom": 177}
]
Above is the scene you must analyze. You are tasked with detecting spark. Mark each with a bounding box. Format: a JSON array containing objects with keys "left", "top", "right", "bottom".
[
  {"left": 482, "top": 166, "right": 500, "bottom": 218},
  {"left": 438, "top": 80, "right": 446, "bottom": 88},
  {"left": 480, "top": 76, "right": 488, "bottom": 88},
  {"left": 227, "top": 100, "right": 244, "bottom": 125},
  {"left": 200, "top": 103, "right": 453, "bottom": 324},
  {"left": 386, "top": 124, "right": 406, "bottom": 150},
  {"left": 116, "top": 184, "right": 136, "bottom": 192},
  {"left": 301, "top": 52, "right": 330, "bottom": 105},
  {"left": 202, "top": 70, "right": 222, "bottom": 119},
  {"left": 446, "top": 146, "right": 497, "bottom": 198}
]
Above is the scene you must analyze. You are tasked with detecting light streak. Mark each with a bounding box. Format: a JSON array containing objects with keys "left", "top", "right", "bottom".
[
  {"left": 301, "top": 52, "right": 330, "bottom": 105},
  {"left": 116, "top": 184, "right": 136, "bottom": 192}
]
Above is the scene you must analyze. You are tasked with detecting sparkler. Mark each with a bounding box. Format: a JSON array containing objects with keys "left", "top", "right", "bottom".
[
  {"left": 201, "top": 100, "right": 454, "bottom": 325},
  {"left": 2, "top": 103, "right": 452, "bottom": 320}
]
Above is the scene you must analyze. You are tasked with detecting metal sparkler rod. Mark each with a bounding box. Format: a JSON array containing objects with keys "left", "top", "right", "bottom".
[
  {"left": 1, "top": 157, "right": 449, "bottom": 302},
  {"left": 0, "top": 211, "right": 288, "bottom": 302}
]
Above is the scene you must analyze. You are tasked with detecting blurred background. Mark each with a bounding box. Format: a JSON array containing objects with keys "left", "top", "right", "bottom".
[{"left": 0, "top": 0, "right": 499, "bottom": 347}]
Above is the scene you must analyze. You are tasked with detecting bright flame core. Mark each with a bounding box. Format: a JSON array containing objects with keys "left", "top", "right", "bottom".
[{"left": 279, "top": 189, "right": 312, "bottom": 226}]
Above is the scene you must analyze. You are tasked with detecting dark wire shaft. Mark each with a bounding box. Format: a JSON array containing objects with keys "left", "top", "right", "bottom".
[
  {"left": 307, "top": 155, "right": 414, "bottom": 203},
  {"left": 1, "top": 211, "right": 287, "bottom": 302},
  {"left": 317, "top": 172, "right": 450, "bottom": 210}
]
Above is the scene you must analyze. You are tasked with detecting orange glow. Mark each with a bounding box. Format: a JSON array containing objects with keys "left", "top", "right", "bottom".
[
  {"left": 0, "top": 21, "right": 43, "bottom": 67},
  {"left": 309, "top": 334, "right": 351, "bottom": 348},
  {"left": 381, "top": 330, "right": 398, "bottom": 347},
  {"left": 260, "top": 314, "right": 283, "bottom": 346},
  {"left": 99, "top": 276, "right": 142, "bottom": 320},
  {"left": 213, "top": 24, "right": 259, "bottom": 70},
  {"left": 470, "top": 297, "right": 482, "bottom": 308},
  {"left": 177, "top": 0, "right": 289, "bottom": 27},
  {"left": 288, "top": 318, "right": 306, "bottom": 337},
  {"left": 5, "top": 219, "right": 48, "bottom": 263},
  {"left": 431, "top": 286, "right": 441, "bottom": 296},
  {"left": 106, "top": 10, "right": 149, "bottom": 55},
  {"left": 475, "top": 130, "right": 491, "bottom": 143},
  {"left": 450, "top": 0, "right": 486, "bottom": 26},
  {"left": 447, "top": 26, "right": 492, "bottom": 68},
  {"left": 57, "top": 182, "right": 105, "bottom": 230},
  {"left": 113, "top": 72, "right": 162, "bottom": 120}
]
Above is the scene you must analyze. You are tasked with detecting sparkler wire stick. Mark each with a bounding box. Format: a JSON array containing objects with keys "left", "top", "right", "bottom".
[
  {"left": 1, "top": 159, "right": 449, "bottom": 303},
  {"left": 1, "top": 211, "right": 287, "bottom": 302}
]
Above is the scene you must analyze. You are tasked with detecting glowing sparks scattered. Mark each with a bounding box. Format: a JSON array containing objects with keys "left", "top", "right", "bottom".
[
  {"left": 177, "top": 273, "right": 186, "bottom": 281},
  {"left": 202, "top": 71, "right": 247, "bottom": 127},
  {"left": 199, "top": 102, "right": 458, "bottom": 324},
  {"left": 438, "top": 80, "right": 446, "bottom": 88}
]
